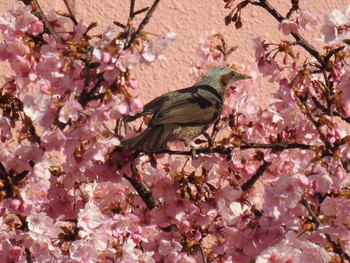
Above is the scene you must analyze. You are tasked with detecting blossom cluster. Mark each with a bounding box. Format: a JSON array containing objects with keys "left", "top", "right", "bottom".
[{"left": 0, "top": 1, "right": 350, "bottom": 263}]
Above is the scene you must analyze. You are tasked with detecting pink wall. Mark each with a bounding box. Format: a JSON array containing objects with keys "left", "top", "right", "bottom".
[{"left": 0, "top": 0, "right": 348, "bottom": 106}]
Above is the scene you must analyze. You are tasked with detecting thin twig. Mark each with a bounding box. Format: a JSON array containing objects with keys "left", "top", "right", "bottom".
[
  {"left": 0, "top": 162, "right": 8, "bottom": 178},
  {"left": 123, "top": 173, "right": 159, "bottom": 210},
  {"left": 124, "top": 0, "right": 161, "bottom": 49},
  {"left": 124, "top": 0, "right": 136, "bottom": 47},
  {"left": 134, "top": 7, "right": 151, "bottom": 16},
  {"left": 29, "top": 0, "right": 63, "bottom": 43},
  {"left": 297, "top": 93, "right": 333, "bottom": 150},
  {"left": 311, "top": 96, "right": 350, "bottom": 124},
  {"left": 241, "top": 160, "right": 271, "bottom": 192},
  {"left": 300, "top": 196, "right": 320, "bottom": 227},
  {"left": 79, "top": 76, "right": 105, "bottom": 106},
  {"left": 300, "top": 197, "right": 350, "bottom": 260},
  {"left": 248, "top": 0, "right": 324, "bottom": 65},
  {"left": 62, "top": 0, "right": 78, "bottom": 25},
  {"left": 325, "top": 233, "right": 350, "bottom": 262},
  {"left": 25, "top": 248, "right": 33, "bottom": 263},
  {"left": 129, "top": 0, "right": 136, "bottom": 18},
  {"left": 197, "top": 243, "right": 208, "bottom": 263}
]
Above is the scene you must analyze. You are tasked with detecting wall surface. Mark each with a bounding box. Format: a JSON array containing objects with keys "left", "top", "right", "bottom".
[{"left": 0, "top": 0, "right": 349, "bottom": 106}]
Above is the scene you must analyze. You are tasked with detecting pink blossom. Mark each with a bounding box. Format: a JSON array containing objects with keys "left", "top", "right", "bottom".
[
  {"left": 141, "top": 32, "right": 176, "bottom": 63},
  {"left": 116, "top": 50, "right": 138, "bottom": 72},
  {"left": 27, "top": 212, "right": 54, "bottom": 234},
  {"left": 58, "top": 100, "right": 83, "bottom": 123},
  {"left": 78, "top": 201, "right": 105, "bottom": 233},
  {"left": 28, "top": 20, "right": 44, "bottom": 36},
  {"left": 72, "top": 20, "right": 87, "bottom": 41},
  {"left": 8, "top": 245, "right": 23, "bottom": 261},
  {"left": 7, "top": 39, "right": 29, "bottom": 56},
  {"left": 216, "top": 186, "right": 250, "bottom": 227},
  {"left": 179, "top": 220, "right": 191, "bottom": 233},
  {"left": 129, "top": 97, "right": 144, "bottom": 115},
  {"left": 46, "top": 9, "right": 69, "bottom": 32},
  {"left": 92, "top": 47, "right": 110, "bottom": 63},
  {"left": 85, "top": 137, "right": 120, "bottom": 162},
  {"left": 320, "top": 197, "right": 341, "bottom": 217},
  {"left": 0, "top": 116, "right": 12, "bottom": 141},
  {"left": 102, "top": 65, "right": 120, "bottom": 82},
  {"left": 128, "top": 78, "right": 138, "bottom": 89},
  {"left": 297, "top": 11, "right": 317, "bottom": 30},
  {"left": 0, "top": 3, "right": 349, "bottom": 262},
  {"left": 6, "top": 145, "right": 43, "bottom": 173},
  {"left": 0, "top": 43, "right": 10, "bottom": 60},
  {"left": 8, "top": 199, "right": 21, "bottom": 212},
  {"left": 309, "top": 165, "right": 333, "bottom": 194},
  {"left": 109, "top": 98, "right": 129, "bottom": 119},
  {"left": 321, "top": 5, "right": 350, "bottom": 43},
  {"left": 119, "top": 238, "right": 140, "bottom": 262},
  {"left": 37, "top": 51, "right": 63, "bottom": 81},
  {"left": 158, "top": 239, "right": 182, "bottom": 257},
  {"left": 297, "top": 240, "right": 332, "bottom": 262},
  {"left": 153, "top": 177, "right": 177, "bottom": 203},
  {"left": 0, "top": 6, "right": 42, "bottom": 39},
  {"left": 292, "top": 173, "right": 309, "bottom": 186},
  {"left": 167, "top": 198, "right": 198, "bottom": 222},
  {"left": 219, "top": 199, "right": 250, "bottom": 228},
  {"left": 131, "top": 226, "right": 143, "bottom": 244},
  {"left": 256, "top": 241, "right": 302, "bottom": 263},
  {"left": 257, "top": 58, "right": 283, "bottom": 82},
  {"left": 41, "top": 129, "right": 66, "bottom": 151},
  {"left": 23, "top": 94, "right": 51, "bottom": 121},
  {"left": 252, "top": 36, "right": 269, "bottom": 61},
  {"left": 70, "top": 240, "right": 99, "bottom": 262},
  {"left": 338, "top": 69, "right": 350, "bottom": 116},
  {"left": 278, "top": 19, "right": 299, "bottom": 35},
  {"left": 274, "top": 174, "right": 303, "bottom": 208},
  {"left": 11, "top": 55, "right": 31, "bottom": 76},
  {"left": 21, "top": 182, "right": 50, "bottom": 209}
]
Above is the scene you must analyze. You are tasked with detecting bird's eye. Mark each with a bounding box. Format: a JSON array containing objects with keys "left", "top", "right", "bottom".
[{"left": 221, "top": 73, "right": 232, "bottom": 86}]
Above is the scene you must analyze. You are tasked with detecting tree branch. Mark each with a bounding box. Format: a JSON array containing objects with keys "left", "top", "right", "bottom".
[
  {"left": 153, "top": 142, "right": 314, "bottom": 156},
  {"left": 62, "top": 0, "right": 78, "bottom": 25},
  {"left": 300, "top": 197, "right": 350, "bottom": 261},
  {"left": 241, "top": 160, "right": 271, "bottom": 192},
  {"left": 123, "top": 173, "right": 159, "bottom": 210},
  {"left": 311, "top": 96, "right": 350, "bottom": 124},
  {"left": 248, "top": 0, "right": 324, "bottom": 65},
  {"left": 27, "top": 0, "right": 63, "bottom": 43},
  {"left": 124, "top": 0, "right": 161, "bottom": 49}
]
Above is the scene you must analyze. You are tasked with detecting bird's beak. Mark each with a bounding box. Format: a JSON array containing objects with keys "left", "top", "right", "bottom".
[{"left": 236, "top": 72, "right": 252, "bottom": 80}]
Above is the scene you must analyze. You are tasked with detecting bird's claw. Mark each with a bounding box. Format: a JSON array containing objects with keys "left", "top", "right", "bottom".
[
  {"left": 190, "top": 147, "right": 197, "bottom": 159},
  {"left": 203, "top": 132, "right": 214, "bottom": 147}
]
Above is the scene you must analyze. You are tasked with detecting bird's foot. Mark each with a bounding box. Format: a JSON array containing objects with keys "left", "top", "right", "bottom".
[
  {"left": 203, "top": 132, "right": 214, "bottom": 147},
  {"left": 190, "top": 147, "right": 197, "bottom": 159},
  {"left": 187, "top": 141, "right": 198, "bottom": 159}
]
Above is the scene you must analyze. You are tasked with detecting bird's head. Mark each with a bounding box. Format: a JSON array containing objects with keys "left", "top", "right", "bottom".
[{"left": 195, "top": 66, "right": 251, "bottom": 95}]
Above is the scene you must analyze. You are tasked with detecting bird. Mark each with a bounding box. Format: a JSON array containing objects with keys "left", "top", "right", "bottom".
[{"left": 121, "top": 66, "right": 251, "bottom": 152}]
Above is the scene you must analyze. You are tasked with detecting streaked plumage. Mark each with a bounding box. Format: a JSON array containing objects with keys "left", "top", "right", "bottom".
[{"left": 122, "top": 66, "right": 250, "bottom": 152}]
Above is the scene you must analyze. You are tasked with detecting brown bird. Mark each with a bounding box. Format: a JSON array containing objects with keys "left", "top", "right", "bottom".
[{"left": 122, "top": 66, "right": 250, "bottom": 152}]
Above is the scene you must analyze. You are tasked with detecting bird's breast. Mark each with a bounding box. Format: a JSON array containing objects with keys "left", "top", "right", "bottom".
[{"left": 172, "top": 125, "right": 208, "bottom": 141}]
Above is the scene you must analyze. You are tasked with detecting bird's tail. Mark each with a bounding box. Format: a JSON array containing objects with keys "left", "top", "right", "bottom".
[{"left": 121, "top": 125, "right": 176, "bottom": 152}]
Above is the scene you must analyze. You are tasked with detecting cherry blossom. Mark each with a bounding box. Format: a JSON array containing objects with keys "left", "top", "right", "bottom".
[
  {"left": 278, "top": 19, "right": 299, "bottom": 35},
  {"left": 1, "top": 1, "right": 350, "bottom": 262}
]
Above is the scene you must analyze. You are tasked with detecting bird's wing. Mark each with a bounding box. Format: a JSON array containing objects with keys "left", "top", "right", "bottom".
[
  {"left": 150, "top": 85, "right": 223, "bottom": 126},
  {"left": 142, "top": 93, "right": 171, "bottom": 115},
  {"left": 122, "top": 124, "right": 179, "bottom": 152},
  {"left": 123, "top": 93, "right": 170, "bottom": 122}
]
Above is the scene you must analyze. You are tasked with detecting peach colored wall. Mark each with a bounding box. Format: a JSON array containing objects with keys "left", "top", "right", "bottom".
[{"left": 0, "top": 0, "right": 349, "bottom": 106}]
